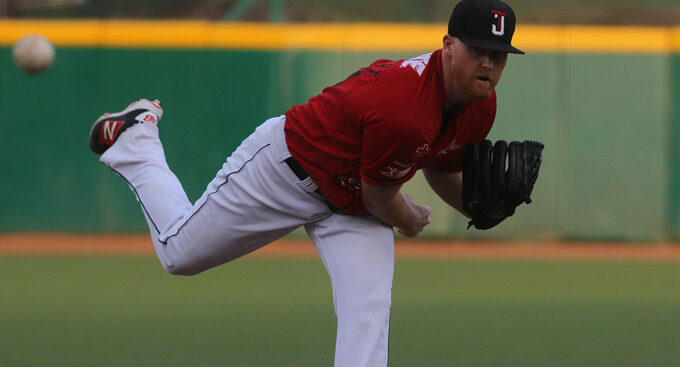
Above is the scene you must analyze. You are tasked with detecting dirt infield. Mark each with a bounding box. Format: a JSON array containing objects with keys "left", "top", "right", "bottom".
[{"left": 2, "top": 233, "right": 680, "bottom": 261}]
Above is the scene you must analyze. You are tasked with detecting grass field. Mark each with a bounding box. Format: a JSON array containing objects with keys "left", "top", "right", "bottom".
[{"left": 1, "top": 253, "right": 679, "bottom": 366}]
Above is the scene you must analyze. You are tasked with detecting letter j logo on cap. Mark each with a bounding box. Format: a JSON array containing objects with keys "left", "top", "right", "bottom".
[{"left": 491, "top": 10, "right": 506, "bottom": 36}]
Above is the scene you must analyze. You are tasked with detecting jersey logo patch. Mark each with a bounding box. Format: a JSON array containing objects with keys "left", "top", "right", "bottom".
[
  {"left": 400, "top": 53, "right": 432, "bottom": 76},
  {"left": 415, "top": 143, "right": 431, "bottom": 157},
  {"left": 335, "top": 176, "right": 360, "bottom": 191},
  {"left": 438, "top": 140, "right": 462, "bottom": 156},
  {"left": 379, "top": 160, "right": 415, "bottom": 179}
]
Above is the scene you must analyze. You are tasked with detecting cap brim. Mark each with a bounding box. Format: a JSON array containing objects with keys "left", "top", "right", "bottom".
[{"left": 458, "top": 36, "right": 525, "bottom": 55}]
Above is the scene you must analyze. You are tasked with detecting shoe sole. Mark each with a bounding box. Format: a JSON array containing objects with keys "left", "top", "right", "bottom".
[{"left": 89, "top": 99, "right": 164, "bottom": 154}]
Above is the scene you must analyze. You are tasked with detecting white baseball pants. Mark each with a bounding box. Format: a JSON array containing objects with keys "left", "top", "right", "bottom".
[{"left": 100, "top": 115, "right": 394, "bottom": 367}]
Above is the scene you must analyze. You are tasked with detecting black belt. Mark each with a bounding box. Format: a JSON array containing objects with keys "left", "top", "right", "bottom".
[
  {"left": 285, "top": 157, "right": 324, "bottom": 196},
  {"left": 285, "top": 157, "right": 348, "bottom": 214},
  {"left": 285, "top": 157, "right": 309, "bottom": 180}
]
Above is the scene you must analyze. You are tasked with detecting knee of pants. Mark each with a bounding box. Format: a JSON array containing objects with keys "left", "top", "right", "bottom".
[
  {"left": 336, "top": 288, "right": 392, "bottom": 325},
  {"left": 164, "top": 264, "right": 202, "bottom": 276},
  {"left": 162, "top": 259, "right": 205, "bottom": 276},
  {"left": 158, "top": 242, "right": 211, "bottom": 276}
]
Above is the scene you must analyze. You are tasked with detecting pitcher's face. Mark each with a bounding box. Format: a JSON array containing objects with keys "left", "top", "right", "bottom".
[{"left": 445, "top": 37, "right": 507, "bottom": 100}]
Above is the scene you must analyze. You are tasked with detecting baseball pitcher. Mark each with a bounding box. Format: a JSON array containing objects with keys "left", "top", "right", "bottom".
[{"left": 88, "top": 0, "right": 543, "bottom": 366}]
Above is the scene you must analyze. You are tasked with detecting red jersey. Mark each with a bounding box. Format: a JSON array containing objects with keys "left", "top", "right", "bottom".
[{"left": 285, "top": 49, "right": 496, "bottom": 214}]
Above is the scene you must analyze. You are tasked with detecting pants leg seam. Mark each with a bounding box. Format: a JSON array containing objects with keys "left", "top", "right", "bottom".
[
  {"left": 159, "top": 143, "right": 272, "bottom": 245},
  {"left": 109, "top": 164, "right": 161, "bottom": 235}
]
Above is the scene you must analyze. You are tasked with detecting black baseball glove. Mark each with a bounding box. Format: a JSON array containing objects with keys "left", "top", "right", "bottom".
[{"left": 462, "top": 139, "right": 544, "bottom": 230}]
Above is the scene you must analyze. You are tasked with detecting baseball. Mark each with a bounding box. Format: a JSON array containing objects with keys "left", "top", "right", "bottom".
[{"left": 12, "top": 34, "right": 55, "bottom": 74}]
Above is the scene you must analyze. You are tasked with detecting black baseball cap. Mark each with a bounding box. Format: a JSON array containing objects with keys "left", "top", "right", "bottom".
[{"left": 448, "top": 0, "right": 525, "bottom": 55}]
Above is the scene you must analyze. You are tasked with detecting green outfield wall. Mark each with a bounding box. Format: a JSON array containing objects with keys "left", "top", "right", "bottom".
[
  {"left": 672, "top": 54, "right": 680, "bottom": 239},
  {"left": 1, "top": 21, "right": 679, "bottom": 241}
]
